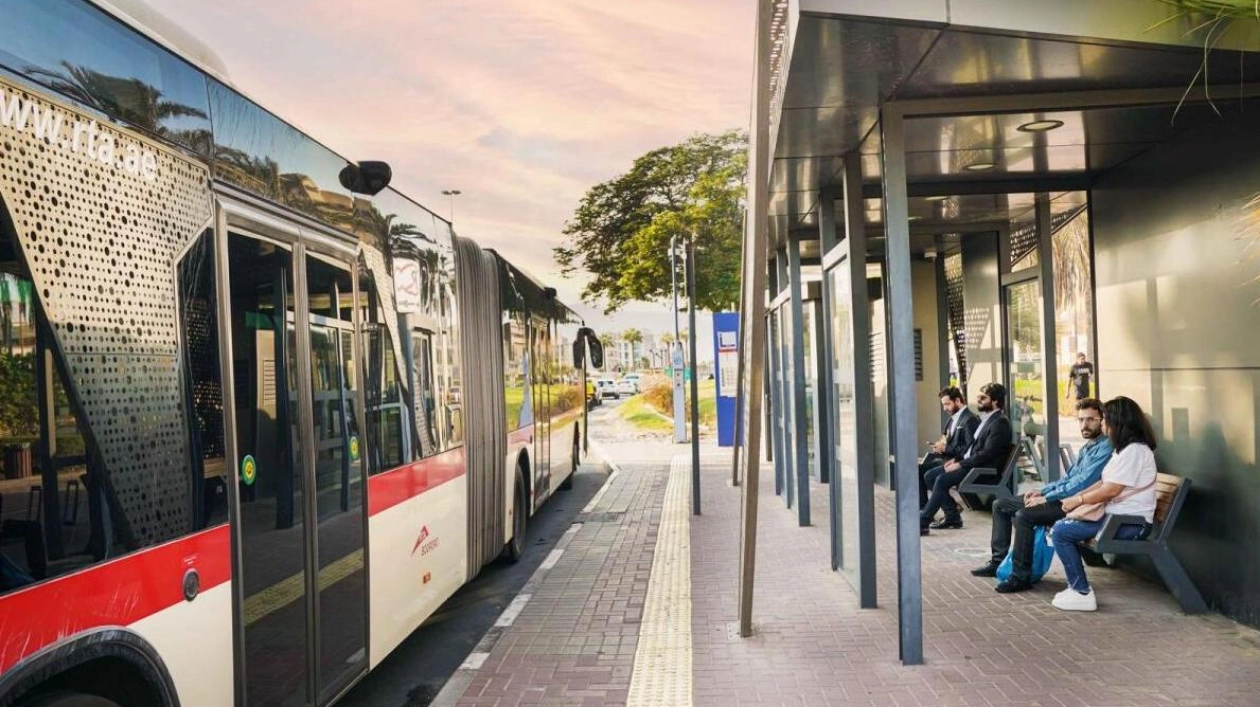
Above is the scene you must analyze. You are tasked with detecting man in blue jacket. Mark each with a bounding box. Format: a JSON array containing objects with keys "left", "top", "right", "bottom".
[{"left": 971, "top": 398, "right": 1114, "bottom": 593}]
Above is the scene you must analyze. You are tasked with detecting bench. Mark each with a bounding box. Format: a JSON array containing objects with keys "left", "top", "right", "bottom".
[
  {"left": 957, "top": 444, "right": 1019, "bottom": 509},
  {"left": 1092, "top": 472, "right": 1207, "bottom": 614}
]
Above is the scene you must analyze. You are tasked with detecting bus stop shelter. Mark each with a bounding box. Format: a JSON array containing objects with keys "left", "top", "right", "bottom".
[{"left": 738, "top": 0, "right": 1260, "bottom": 665}]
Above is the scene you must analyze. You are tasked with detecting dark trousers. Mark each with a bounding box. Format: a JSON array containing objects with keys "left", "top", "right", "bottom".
[
  {"left": 920, "top": 465, "right": 967, "bottom": 527},
  {"left": 918, "top": 453, "right": 946, "bottom": 508},
  {"left": 989, "top": 497, "right": 1064, "bottom": 581}
]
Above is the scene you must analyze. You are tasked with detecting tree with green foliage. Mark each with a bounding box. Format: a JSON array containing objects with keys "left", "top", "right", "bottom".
[{"left": 555, "top": 131, "right": 746, "bottom": 314}]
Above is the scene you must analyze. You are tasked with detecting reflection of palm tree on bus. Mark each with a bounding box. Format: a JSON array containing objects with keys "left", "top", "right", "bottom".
[{"left": 26, "top": 62, "right": 211, "bottom": 150}]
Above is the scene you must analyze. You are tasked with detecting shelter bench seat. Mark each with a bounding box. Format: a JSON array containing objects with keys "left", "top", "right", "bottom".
[
  {"left": 1089, "top": 472, "right": 1207, "bottom": 614},
  {"left": 957, "top": 444, "right": 1019, "bottom": 509}
]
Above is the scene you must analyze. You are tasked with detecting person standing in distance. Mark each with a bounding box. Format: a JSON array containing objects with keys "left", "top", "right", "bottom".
[{"left": 1066, "top": 352, "right": 1094, "bottom": 403}]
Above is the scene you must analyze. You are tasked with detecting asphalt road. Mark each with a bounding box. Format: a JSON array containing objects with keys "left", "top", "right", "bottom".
[{"left": 336, "top": 426, "right": 612, "bottom": 707}]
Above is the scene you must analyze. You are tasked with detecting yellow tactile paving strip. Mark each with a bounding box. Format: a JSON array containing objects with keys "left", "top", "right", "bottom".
[{"left": 627, "top": 455, "right": 693, "bottom": 707}]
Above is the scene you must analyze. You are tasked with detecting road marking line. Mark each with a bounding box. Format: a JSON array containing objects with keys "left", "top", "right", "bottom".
[
  {"left": 582, "top": 469, "right": 618, "bottom": 512},
  {"left": 243, "top": 548, "right": 363, "bottom": 627},
  {"left": 460, "top": 652, "right": 490, "bottom": 670},
  {"left": 540, "top": 548, "right": 564, "bottom": 571},
  {"left": 495, "top": 593, "right": 532, "bottom": 627},
  {"left": 627, "top": 455, "right": 692, "bottom": 707}
]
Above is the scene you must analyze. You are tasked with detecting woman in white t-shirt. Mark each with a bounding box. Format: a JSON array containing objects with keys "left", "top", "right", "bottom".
[{"left": 1049, "top": 396, "right": 1158, "bottom": 612}]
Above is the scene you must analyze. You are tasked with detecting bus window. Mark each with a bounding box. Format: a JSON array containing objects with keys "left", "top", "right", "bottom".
[
  {"left": 411, "top": 331, "right": 439, "bottom": 457},
  {"left": 176, "top": 229, "right": 229, "bottom": 529},
  {"left": 503, "top": 312, "right": 530, "bottom": 429},
  {"left": 0, "top": 226, "right": 214, "bottom": 594},
  {"left": 358, "top": 261, "right": 408, "bottom": 473}
]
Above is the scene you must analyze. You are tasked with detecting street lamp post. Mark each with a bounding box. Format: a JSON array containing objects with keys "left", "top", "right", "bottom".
[
  {"left": 441, "top": 189, "right": 462, "bottom": 224},
  {"left": 670, "top": 235, "right": 686, "bottom": 443}
]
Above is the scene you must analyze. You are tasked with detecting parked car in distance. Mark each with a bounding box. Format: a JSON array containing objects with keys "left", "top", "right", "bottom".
[
  {"left": 586, "top": 379, "right": 601, "bottom": 408},
  {"left": 615, "top": 379, "right": 637, "bottom": 397},
  {"left": 596, "top": 378, "right": 620, "bottom": 399},
  {"left": 621, "top": 372, "right": 641, "bottom": 393}
]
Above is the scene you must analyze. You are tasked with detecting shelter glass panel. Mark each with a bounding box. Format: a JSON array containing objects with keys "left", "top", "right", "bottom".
[
  {"left": 828, "top": 265, "right": 860, "bottom": 573},
  {"left": 1052, "top": 202, "right": 1096, "bottom": 450}
]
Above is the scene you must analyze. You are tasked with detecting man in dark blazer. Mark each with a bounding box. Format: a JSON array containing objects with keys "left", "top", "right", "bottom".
[
  {"left": 920, "top": 382, "right": 1013, "bottom": 535},
  {"left": 919, "top": 386, "right": 979, "bottom": 508}
]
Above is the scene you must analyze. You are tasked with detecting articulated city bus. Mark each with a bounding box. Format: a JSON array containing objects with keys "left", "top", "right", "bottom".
[{"left": 0, "top": 1, "right": 604, "bottom": 705}]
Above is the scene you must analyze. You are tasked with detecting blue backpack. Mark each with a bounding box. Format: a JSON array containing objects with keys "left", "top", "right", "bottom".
[{"left": 995, "top": 525, "right": 1055, "bottom": 583}]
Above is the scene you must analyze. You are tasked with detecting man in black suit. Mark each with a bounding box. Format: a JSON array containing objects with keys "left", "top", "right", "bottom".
[
  {"left": 919, "top": 387, "right": 979, "bottom": 508},
  {"left": 920, "top": 382, "right": 1013, "bottom": 535}
]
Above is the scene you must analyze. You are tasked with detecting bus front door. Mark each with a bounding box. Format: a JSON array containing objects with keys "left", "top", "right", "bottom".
[{"left": 226, "top": 229, "right": 368, "bottom": 707}]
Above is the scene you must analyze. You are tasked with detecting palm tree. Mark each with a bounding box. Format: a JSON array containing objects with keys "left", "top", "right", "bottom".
[{"left": 622, "top": 328, "right": 643, "bottom": 371}]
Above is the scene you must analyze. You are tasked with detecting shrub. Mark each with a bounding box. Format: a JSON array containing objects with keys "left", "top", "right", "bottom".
[{"left": 642, "top": 380, "right": 674, "bottom": 416}]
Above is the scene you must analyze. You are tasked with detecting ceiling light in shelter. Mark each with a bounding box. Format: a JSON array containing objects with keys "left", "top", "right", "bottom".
[{"left": 1017, "top": 119, "right": 1065, "bottom": 132}]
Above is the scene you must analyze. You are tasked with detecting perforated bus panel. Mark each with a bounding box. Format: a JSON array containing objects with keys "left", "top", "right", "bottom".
[{"left": 0, "top": 77, "right": 213, "bottom": 547}]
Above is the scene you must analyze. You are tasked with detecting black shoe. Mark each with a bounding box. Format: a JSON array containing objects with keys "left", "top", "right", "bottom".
[
  {"left": 994, "top": 578, "right": 1034, "bottom": 594},
  {"left": 970, "top": 560, "right": 1001, "bottom": 577},
  {"left": 929, "top": 518, "right": 964, "bottom": 530},
  {"left": 920, "top": 526, "right": 930, "bottom": 536}
]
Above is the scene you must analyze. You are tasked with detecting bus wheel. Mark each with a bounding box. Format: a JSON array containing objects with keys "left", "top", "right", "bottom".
[
  {"left": 17, "top": 693, "right": 123, "bottom": 707},
  {"left": 502, "top": 466, "right": 526, "bottom": 563}
]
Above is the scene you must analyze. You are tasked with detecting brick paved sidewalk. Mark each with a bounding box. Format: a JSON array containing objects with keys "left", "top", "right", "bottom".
[
  {"left": 692, "top": 462, "right": 1260, "bottom": 707},
  {"left": 441, "top": 438, "right": 1260, "bottom": 707},
  {"left": 446, "top": 440, "right": 681, "bottom": 707}
]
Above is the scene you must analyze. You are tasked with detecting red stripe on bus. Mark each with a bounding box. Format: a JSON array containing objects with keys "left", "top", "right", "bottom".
[
  {"left": 367, "top": 448, "right": 467, "bottom": 516},
  {"left": 0, "top": 524, "right": 231, "bottom": 674}
]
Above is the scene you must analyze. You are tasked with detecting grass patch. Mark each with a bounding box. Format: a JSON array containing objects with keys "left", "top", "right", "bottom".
[
  {"left": 618, "top": 395, "right": 674, "bottom": 432},
  {"left": 639, "top": 378, "right": 717, "bottom": 426}
]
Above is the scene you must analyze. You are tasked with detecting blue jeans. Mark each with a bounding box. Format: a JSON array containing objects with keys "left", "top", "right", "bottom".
[{"left": 1050, "top": 516, "right": 1150, "bottom": 592}]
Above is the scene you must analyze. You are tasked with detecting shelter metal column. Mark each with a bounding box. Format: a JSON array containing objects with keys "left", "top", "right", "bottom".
[
  {"left": 817, "top": 188, "right": 842, "bottom": 571},
  {"left": 935, "top": 249, "right": 950, "bottom": 424},
  {"left": 809, "top": 288, "right": 830, "bottom": 485},
  {"left": 815, "top": 190, "right": 837, "bottom": 488},
  {"left": 841, "top": 156, "right": 877, "bottom": 608},
  {"left": 1036, "top": 194, "right": 1061, "bottom": 482},
  {"left": 737, "top": 0, "right": 772, "bottom": 637},
  {"left": 787, "top": 238, "right": 810, "bottom": 525},
  {"left": 880, "top": 107, "right": 923, "bottom": 665},
  {"left": 768, "top": 305, "right": 786, "bottom": 497}
]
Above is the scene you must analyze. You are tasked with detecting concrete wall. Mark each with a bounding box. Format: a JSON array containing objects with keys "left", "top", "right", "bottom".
[
  {"left": 961, "top": 232, "right": 1002, "bottom": 399},
  {"left": 1092, "top": 110, "right": 1260, "bottom": 627}
]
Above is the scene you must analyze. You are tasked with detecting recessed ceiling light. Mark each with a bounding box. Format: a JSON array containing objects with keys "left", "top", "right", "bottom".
[
  {"left": 963, "top": 162, "right": 996, "bottom": 172},
  {"left": 925, "top": 195, "right": 948, "bottom": 202},
  {"left": 1017, "top": 119, "right": 1064, "bottom": 132},
  {"left": 908, "top": 215, "right": 923, "bottom": 221}
]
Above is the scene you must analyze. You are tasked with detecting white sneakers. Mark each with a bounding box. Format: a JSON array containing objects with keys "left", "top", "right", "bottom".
[{"left": 1052, "top": 587, "right": 1098, "bottom": 611}]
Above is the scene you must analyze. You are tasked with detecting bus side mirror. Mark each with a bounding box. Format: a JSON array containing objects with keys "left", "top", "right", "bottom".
[
  {"left": 339, "top": 161, "right": 392, "bottom": 196},
  {"left": 587, "top": 334, "right": 604, "bottom": 369},
  {"left": 575, "top": 327, "right": 604, "bottom": 369}
]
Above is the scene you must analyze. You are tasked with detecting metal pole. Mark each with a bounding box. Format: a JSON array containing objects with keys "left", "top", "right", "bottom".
[
  {"left": 786, "top": 239, "right": 810, "bottom": 526},
  {"left": 880, "top": 107, "right": 923, "bottom": 666},
  {"left": 671, "top": 235, "right": 687, "bottom": 442},
  {"left": 1036, "top": 193, "right": 1061, "bottom": 482},
  {"left": 738, "top": 0, "right": 772, "bottom": 639},
  {"left": 687, "top": 239, "right": 702, "bottom": 515}
]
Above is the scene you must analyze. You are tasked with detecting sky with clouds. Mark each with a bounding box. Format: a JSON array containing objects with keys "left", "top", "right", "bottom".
[{"left": 158, "top": 0, "right": 754, "bottom": 351}]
